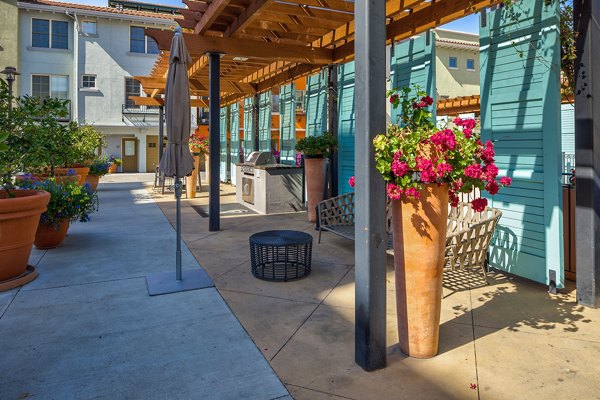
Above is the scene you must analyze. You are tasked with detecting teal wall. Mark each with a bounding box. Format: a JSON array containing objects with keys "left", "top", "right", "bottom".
[
  {"left": 337, "top": 62, "right": 355, "bottom": 195},
  {"left": 480, "top": 0, "right": 563, "bottom": 287},
  {"left": 230, "top": 102, "right": 240, "bottom": 184},
  {"left": 220, "top": 106, "right": 229, "bottom": 182},
  {"left": 279, "top": 83, "right": 296, "bottom": 165},
  {"left": 305, "top": 71, "right": 328, "bottom": 137},
  {"left": 258, "top": 91, "right": 271, "bottom": 152},
  {"left": 243, "top": 97, "right": 255, "bottom": 159}
]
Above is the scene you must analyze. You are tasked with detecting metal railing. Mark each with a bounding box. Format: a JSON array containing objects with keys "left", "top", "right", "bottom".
[{"left": 122, "top": 104, "right": 160, "bottom": 115}]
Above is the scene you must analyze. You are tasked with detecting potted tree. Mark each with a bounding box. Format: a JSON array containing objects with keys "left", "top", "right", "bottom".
[
  {"left": 86, "top": 156, "right": 110, "bottom": 191},
  {"left": 20, "top": 176, "right": 99, "bottom": 249},
  {"left": 295, "top": 132, "right": 337, "bottom": 222},
  {"left": 374, "top": 87, "right": 511, "bottom": 358},
  {"left": 0, "top": 80, "right": 50, "bottom": 289}
]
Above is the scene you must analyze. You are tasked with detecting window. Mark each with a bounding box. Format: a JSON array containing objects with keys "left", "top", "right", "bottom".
[
  {"left": 467, "top": 58, "right": 475, "bottom": 71},
  {"left": 82, "top": 74, "right": 96, "bottom": 89},
  {"left": 129, "top": 26, "right": 159, "bottom": 54},
  {"left": 31, "top": 75, "right": 68, "bottom": 99},
  {"left": 32, "top": 18, "right": 68, "bottom": 49},
  {"left": 449, "top": 57, "right": 458, "bottom": 69},
  {"left": 82, "top": 21, "right": 96, "bottom": 35},
  {"left": 125, "top": 77, "right": 141, "bottom": 107},
  {"left": 295, "top": 90, "right": 305, "bottom": 113}
]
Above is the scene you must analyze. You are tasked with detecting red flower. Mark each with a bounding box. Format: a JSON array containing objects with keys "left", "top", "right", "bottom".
[
  {"left": 436, "top": 162, "right": 453, "bottom": 176},
  {"left": 389, "top": 94, "right": 399, "bottom": 104},
  {"left": 430, "top": 130, "right": 456, "bottom": 152},
  {"left": 470, "top": 383, "right": 477, "bottom": 390},
  {"left": 449, "top": 190, "right": 459, "bottom": 207},
  {"left": 465, "top": 164, "right": 483, "bottom": 179},
  {"left": 453, "top": 117, "right": 463, "bottom": 126},
  {"left": 463, "top": 119, "right": 476, "bottom": 130},
  {"left": 471, "top": 197, "right": 488, "bottom": 212},
  {"left": 391, "top": 160, "right": 408, "bottom": 177},
  {"left": 500, "top": 176, "right": 512, "bottom": 187},
  {"left": 386, "top": 183, "right": 403, "bottom": 200},
  {"left": 481, "top": 141, "right": 495, "bottom": 164},
  {"left": 421, "top": 96, "right": 434, "bottom": 106},
  {"left": 405, "top": 187, "right": 421, "bottom": 199},
  {"left": 484, "top": 163, "right": 499, "bottom": 182},
  {"left": 485, "top": 180, "right": 499, "bottom": 195},
  {"left": 348, "top": 176, "right": 355, "bottom": 188},
  {"left": 463, "top": 128, "right": 473, "bottom": 139}
]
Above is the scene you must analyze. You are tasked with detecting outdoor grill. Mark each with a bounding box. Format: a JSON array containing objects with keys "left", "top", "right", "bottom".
[{"left": 240, "top": 151, "right": 276, "bottom": 204}]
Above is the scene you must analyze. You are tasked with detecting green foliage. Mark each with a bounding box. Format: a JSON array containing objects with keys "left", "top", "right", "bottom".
[
  {"left": 19, "top": 176, "right": 99, "bottom": 227},
  {"left": 88, "top": 156, "right": 111, "bottom": 177},
  {"left": 0, "top": 79, "right": 23, "bottom": 189},
  {"left": 109, "top": 155, "right": 122, "bottom": 166},
  {"left": 295, "top": 132, "right": 337, "bottom": 157}
]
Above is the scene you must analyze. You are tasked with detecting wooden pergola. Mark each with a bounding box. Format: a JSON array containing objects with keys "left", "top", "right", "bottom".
[{"left": 133, "top": 0, "right": 600, "bottom": 370}]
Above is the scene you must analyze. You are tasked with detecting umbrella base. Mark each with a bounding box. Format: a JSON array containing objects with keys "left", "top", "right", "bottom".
[{"left": 146, "top": 268, "right": 214, "bottom": 296}]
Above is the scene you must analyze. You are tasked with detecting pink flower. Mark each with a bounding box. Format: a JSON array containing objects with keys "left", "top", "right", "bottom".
[
  {"left": 416, "top": 157, "right": 433, "bottom": 171},
  {"left": 386, "top": 183, "right": 403, "bottom": 200},
  {"left": 405, "top": 187, "right": 421, "bottom": 199},
  {"left": 500, "top": 176, "right": 512, "bottom": 187},
  {"left": 393, "top": 150, "right": 403, "bottom": 160},
  {"left": 452, "top": 178, "right": 463, "bottom": 191},
  {"left": 348, "top": 176, "right": 355, "bottom": 188},
  {"left": 481, "top": 141, "right": 495, "bottom": 164},
  {"left": 449, "top": 190, "right": 459, "bottom": 207},
  {"left": 391, "top": 160, "right": 408, "bottom": 177},
  {"left": 465, "top": 164, "right": 483, "bottom": 179},
  {"left": 463, "top": 119, "right": 476, "bottom": 130},
  {"left": 484, "top": 163, "right": 499, "bottom": 182},
  {"left": 421, "top": 96, "right": 434, "bottom": 106},
  {"left": 436, "top": 162, "right": 453, "bottom": 176},
  {"left": 471, "top": 197, "right": 488, "bottom": 212},
  {"left": 463, "top": 128, "right": 473, "bottom": 139},
  {"left": 453, "top": 117, "right": 463, "bottom": 126},
  {"left": 430, "top": 130, "right": 456, "bottom": 152},
  {"left": 485, "top": 180, "right": 499, "bottom": 195}
]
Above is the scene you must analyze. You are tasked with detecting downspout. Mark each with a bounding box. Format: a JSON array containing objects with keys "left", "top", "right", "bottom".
[{"left": 66, "top": 11, "right": 79, "bottom": 123}]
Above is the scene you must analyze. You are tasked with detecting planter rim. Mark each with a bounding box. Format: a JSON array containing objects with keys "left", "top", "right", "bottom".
[{"left": 303, "top": 154, "right": 325, "bottom": 159}]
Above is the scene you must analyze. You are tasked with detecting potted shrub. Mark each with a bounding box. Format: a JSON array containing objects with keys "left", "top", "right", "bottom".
[
  {"left": 295, "top": 132, "right": 337, "bottom": 222},
  {"left": 53, "top": 124, "right": 105, "bottom": 185},
  {"left": 108, "top": 155, "right": 122, "bottom": 174},
  {"left": 374, "top": 87, "right": 512, "bottom": 358},
  {"left": 0, "top": 80, "right": 50, "bottom": 289},
  {"left": 187, "top": 133, "right": 209, "bottom": 197},
  {"left": 86, "top": 156, "right": 110, "bottom": 191},
  {"left": 20, "top": 176, "right": 99, "bottom": 249}
]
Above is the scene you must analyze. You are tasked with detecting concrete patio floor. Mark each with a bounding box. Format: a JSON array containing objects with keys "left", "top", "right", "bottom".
[
  {"left": 0, "top": 173, "right": 289, "bottom": 400},
  {"left": 149, "top": 176, "right": 600, "bottom": 400}
]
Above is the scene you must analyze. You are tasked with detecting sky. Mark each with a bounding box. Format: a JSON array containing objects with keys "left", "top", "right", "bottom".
[{"left": 54, "top": 0, "right": 480, "bottom": 34}]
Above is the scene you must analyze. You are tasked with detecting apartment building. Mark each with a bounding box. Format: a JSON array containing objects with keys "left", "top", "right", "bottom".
[
  {"left": 434, "top": 29, "right": 480, "bottom": 100},
  {"left": 17, "top": 0, "right": 177, "bottom": 172}
]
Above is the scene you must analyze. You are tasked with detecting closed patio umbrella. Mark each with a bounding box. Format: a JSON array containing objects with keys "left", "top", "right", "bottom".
[{"left": 146, "top": 27, "right": 213, "bottom": 295}]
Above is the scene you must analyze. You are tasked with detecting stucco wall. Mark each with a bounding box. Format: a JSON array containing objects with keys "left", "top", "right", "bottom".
[
  {"left": 435, "top": 45, "right": 480, "bottom": 99},
  {"left": 0, "top": 0, "right": 20, "bottom": 94}
]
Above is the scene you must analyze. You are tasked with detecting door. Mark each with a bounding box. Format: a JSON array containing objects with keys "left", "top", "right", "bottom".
[
  {"left": 146, "top": 135, "right": 159, "bottom": 173},
  {"left": 305, "top": 70, "right": 328, "bottom": 137},
  {"left": 390, "top": 32, "right": 436, "bottom": 124},
  {"left": 480, "top": 0, "right": 563, "bottom": 287},
  {"left": 230, "top": 102, "right": 240, "bottom": 185},
  {"left": 121, "top": 137, "right": 138, "bottom": 173},
  {"left": 243, "top": 97, "right": 255, "bottom": 159},
  {"left": 279, "top": 83, "right": 296, "bottom": 165},
  {"left": 258, "top": 91, "right": 271, "bottom": 152}
]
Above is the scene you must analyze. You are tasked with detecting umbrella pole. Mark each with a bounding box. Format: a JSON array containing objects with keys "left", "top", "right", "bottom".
[{"left": 175, "top": 177, "right": 182, "bottom": 280}]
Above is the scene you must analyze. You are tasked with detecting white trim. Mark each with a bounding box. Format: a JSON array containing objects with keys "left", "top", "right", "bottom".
[
  {"left": 81, "top": 74, "right": 97, "bottom": 89},
  {"left": 31, "top": 16, "right": 69, "bottom": 50},
  {"left": 81, "top": 20, "right": 97, "bottom": 35}
]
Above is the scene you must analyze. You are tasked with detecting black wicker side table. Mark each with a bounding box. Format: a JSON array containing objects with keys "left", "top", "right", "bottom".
[{"left": 249, "top": 230, "right": 313, "bottom": 281}]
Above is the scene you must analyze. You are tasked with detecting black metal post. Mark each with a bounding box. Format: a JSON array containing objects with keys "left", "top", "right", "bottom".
[
  {"left": 209, "top": 53, "right": 221, "bottom": 232},
  {"left": 354, "top": 0, "right": 387, "bottom": 370},
  {"left": 253, "top": 93, "right": 260, "bottom": 152},
  {"left": 575, "top": 0, "right": 600, "bottom": 307},
  {"left": 328, "top": 64, "right": 339, "bottom": 197},
  {"left": 1, "top": 66, "right": 19, "bottom": 111},
  {"left": 158, "top": 105, "right": 164, "bottom": 161}
]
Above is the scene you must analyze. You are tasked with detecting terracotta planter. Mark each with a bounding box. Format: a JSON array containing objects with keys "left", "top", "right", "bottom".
[
  {"left": 108, "top": 164, "right": 118, "bottom": 174},
  {"left": 204, "top": 154, "right": 210, "bottom": 186},
  {"left": 34, "top": 219, "right": 70, "bottom": 249},
  {"left": 186, "top": 155, "right": 201, "bottom": 198},
  {"left": 392, "top": 183, "right": 449, "bottom": 358},
  {"left": 304, "top": 156, "right": 326, "bottom": 222},
  {"left": 85, "top": 174, "right": 100, "bottom": 191},
  {"left": 54, "top": 167, "right": 90, "bottom": 185},
  {"left": 0, "top": 190, "right": 50, "bottom": 282}
]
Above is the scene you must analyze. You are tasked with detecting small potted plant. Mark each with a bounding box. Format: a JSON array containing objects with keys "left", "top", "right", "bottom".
[
  {"left": 20, "top": 176, "right": 99, "bottom": 249},
  {"left": 295, "top": 132, "right": 337, "bottom": 222},
  {"left": 86, "top": 156, "right": 110, "bottom": 191},
  {"left": 188, "top": 133, "right": 209, "bottom": 196},
  {"left": 374, "top": 86, "right": 512, "bottom": 358},
  {"left": 108, "top": 155, "right": 122, "bottom": 174}
]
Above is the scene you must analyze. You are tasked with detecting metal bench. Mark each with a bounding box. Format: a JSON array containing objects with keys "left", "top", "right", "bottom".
[{"left": 317, "top": 193, "right": 502, "bottom": 282}]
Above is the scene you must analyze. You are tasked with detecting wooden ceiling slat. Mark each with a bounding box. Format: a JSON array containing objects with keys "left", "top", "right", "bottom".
[
  {"left": 183, "top": 0, "right": 209, "bottom": 12},
  {"left": 223, "top": 0, "right": 274, "bottom": 37},
  {"left": 266, "top": 2, "right": 353, "bottom": 23},
  {"left": 281, "top": 0, "right": 354, "bottom": 13},
  {"left": 194, "top": 0, "right": 234, "bottom": 34}
]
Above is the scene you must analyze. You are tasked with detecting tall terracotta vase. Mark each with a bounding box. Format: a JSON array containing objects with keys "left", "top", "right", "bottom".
[
  {"left": 392, "top": 183, "right": 449, "bottom": 358},
  {"left": 186, "top": 155, "right": 201, "bottom": 198},
  {"left": 34, "top": 219, "right": 70, "bottom": 249},
  {"left": 0, "top": 190, "right": 50, "bottom": 287},
  {"left": 304, "top": 156, "right": 326, "bottom": 222}
]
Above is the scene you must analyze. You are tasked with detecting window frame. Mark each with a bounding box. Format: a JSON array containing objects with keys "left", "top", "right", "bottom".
[
  {"left": 448, "top": 56, "right": 458, "bottom": 70},
  {"left": 31, "top": 74, "right": 69, "bottom": 99},
  {"left": 51, "top": 20, "right": 68, "bottom": 49},
  {"left": 81, "top": 74, "right": 97, "bottom": 89},
  {"left": 81, "top": 20, "right": 97, "bottom": 35},
  {"left": 31, "top": 18, "right": 69, "bottom": 49},
  {"left": 129, "top": 26, "right": 159, "bottom": 54},
  {"left": 124, "top": 77, "right": 142, "bottom": 107},
  {"left": 466, "top": 58, "right": 476, "bottom": 71}
]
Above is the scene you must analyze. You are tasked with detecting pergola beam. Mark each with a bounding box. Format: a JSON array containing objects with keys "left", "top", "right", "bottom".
[
  {"left": 224, "top": 0, "right": 273, "bottom": 37},
  {"left": 129, "top": 96, "right": 209, "bottom": 108},
  {"left": 145, "top": 29, "right": 334, "bottom": 64},
  {"left": 194, "top": 0, "right": 233, "bottom": 34}
]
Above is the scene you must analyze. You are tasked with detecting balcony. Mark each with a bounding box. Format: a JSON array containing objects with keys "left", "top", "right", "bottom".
[{"left": 122, "top": 103, "right": 160, "bottom": 125}]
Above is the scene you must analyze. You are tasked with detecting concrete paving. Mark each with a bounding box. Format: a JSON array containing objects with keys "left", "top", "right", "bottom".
[
  {"left": 150, "top": 178, "right": 600, "bottom": 400},
  {"left": 0, "top": 173, "right": 289, "bottom": 400}
]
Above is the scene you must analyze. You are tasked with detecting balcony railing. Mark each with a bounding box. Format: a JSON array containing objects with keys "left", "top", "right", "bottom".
[{"left": 122, "top": 104, "right": 160, "bottom": 115}]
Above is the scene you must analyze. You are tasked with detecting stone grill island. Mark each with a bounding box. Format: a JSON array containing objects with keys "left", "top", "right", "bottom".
[{"left": 236, "top": 151, "right": 303, "bottom": 214}]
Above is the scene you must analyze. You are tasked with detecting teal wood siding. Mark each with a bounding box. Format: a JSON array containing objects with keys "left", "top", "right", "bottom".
[
  {"left": 305, "top": 71, "right": 328, "bottom": 137},
  {"left": 258, "top": 91, "right": 271, "bottom": 152},
  {"left": 561, "top": 103, "right": 575, "bottom": 155},
  {"left": 337, "top": 62, "right": 355, "bottom": 194},
  {"left": 230, "top": 102, "right": 240, "bottom": 185},
  {"left": 243, "top": 97, "right": 255, "bottom": 158},
  {"left": 279, "top": 83, "right": 296, "bottom": 165},
  {"left": 219, "top": 106, "right": 229, "bottom": 182},
  {"left": 480, "top": 0, "right": 563, "bottom": 287},
  {"left": 390, "top": 32, "right": 436, "bottom": 124}
]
